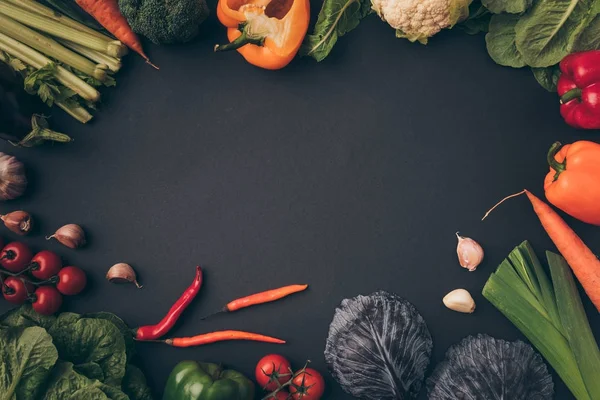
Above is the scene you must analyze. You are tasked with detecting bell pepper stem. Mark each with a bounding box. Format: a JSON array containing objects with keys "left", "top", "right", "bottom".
[
  {"left": 560, "top": 88, "right": 582, "bottom": 104},
  {"left": 214, "top": 26, "right": 265, "bottom": 52},
  {"left": 548, "top": 141, "right": 566, "bottom": 181}
]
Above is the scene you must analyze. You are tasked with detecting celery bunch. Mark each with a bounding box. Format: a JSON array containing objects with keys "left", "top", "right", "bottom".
[
  {"left": 0, "top": 0, "right": 127, "bottom": 123},
  {"left": 483, "top": 241, "right": 600, "bottom": 400}
]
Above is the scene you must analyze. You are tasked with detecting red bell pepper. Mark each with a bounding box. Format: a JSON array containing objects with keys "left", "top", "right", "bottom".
[{"left": 557, "top": 50, "right": 600, "bottom": 129}]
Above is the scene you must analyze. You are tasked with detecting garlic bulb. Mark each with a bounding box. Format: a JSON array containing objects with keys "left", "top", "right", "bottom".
[
  {"left": 443, "top": 289, "right": 476, "bottom": 313},
  {"left": 456, "top": 232, "right": 484, "bottom": 271},
  {"left": 0, "top": 153, "right": 27, "bottom": 200}
]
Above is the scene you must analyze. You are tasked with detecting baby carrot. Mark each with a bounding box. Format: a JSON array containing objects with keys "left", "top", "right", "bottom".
[
  {"left": 164, "top": 331, "right": 286, "bottom": 347},
  {"left": 75, "top": 0, "right": 157, "bottom": 68},
  {"left": 226, "top": 284, "right": 309, "bottom": 312}
]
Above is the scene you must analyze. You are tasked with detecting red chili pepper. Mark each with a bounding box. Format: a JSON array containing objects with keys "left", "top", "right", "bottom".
[
  {"left": 225, "top": 284, "right": 308, "bottom": 312},
  {"left": 135, "top": 266, "right": 203, "bottom": 340},
  {"left": 557, "top": 50, "right": 600, "bottom": 129},
  {"left": 163, "top": 330, "right": 286, "bottom": 347}
]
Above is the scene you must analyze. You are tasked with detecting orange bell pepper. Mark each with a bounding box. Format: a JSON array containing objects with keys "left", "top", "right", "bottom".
[
  {"left": 215, "top": 0, "right": 310, "bottom": 70},
  {"left": 545, "top": 141, "right": 600, "bottom": 225}
]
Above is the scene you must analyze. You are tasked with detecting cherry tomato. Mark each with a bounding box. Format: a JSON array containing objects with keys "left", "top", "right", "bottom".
[
  {"left": 256, "top": 354, "right": 292, "bottom": 391},
  {"left": 56, "top": 266, "right": 87, "bottom": 295},
  {"left": 2, "top": 276, "right": 33, "bottom": 304},
  {"left": 32, "top": 286, "right": 62, "bottom": 315},
  {"left": 0, "top": 242, "right": 33, "bottom": 272},
  {"left": 267, "top": 391, "right": 289, "bottom": 400},
  {"left": 290, "top": 368, "right": 325, "bottom": 400},
  {"left": 30, "top": 250, "right": 62, "bottom": 280}
]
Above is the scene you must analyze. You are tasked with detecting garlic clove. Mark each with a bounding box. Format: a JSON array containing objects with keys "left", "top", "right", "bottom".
[
  {"left": 0, "top": 153, "right": 27, "bottom": 201},
  {"left": 456, "top": 232, "right": 484, "bottom": 271},
  {"left": 47, "top": 224, "right": 86, "bottom": 249},
  {"left": 1, "top": 210, "right": 32, "bottom": 235},
  {"left": 106, "top": 263, "right": 142, "bottom": 288},
  {"left": 443, "top": 289, "right": 476, "bottom": 313}
]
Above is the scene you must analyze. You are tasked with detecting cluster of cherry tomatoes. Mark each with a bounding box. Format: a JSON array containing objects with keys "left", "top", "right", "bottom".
[
  {"left": 256, "top": 354, "right": 325, "bottom": 400},
  {"left": 0, "top": 239, "right": 87, "bottom": 315}
]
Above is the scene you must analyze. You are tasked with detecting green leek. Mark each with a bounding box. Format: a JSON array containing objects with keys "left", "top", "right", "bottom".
[
  {"left": 0, "top": 1, "right": 127, "bottom": 57},
  {"left": 483, "top": 241, "right": 600, "bottom": 400}
]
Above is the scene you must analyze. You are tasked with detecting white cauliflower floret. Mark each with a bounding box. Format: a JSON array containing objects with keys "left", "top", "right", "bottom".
[{"left": 371, "top": 0, "right": 471, "bottom": 44}]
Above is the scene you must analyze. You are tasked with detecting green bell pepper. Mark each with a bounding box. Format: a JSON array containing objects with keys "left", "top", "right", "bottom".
[{"left": 163, "top": 361, "right": 255, "bottom": 400}]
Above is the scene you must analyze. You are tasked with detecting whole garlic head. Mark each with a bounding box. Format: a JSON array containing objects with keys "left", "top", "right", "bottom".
[{"left": 0, "top": 153, "right": 27, "bottom": 200}]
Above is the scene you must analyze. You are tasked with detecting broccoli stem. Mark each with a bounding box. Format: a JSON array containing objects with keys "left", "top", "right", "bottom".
[
  {"left": 0, "top": 32, "right": 100, "bottom": 102},
  {"left": 57, "top": 39, "right": 121, "bottom": 73},
  {"left": 5, "top": 0, "right": 113, "bottom": 42},
  {"left": 0, "top": 1, "right": 127, "bottom": 57},
  {"left": 0, "top": 14, "right": 108, "bottom": 81}
]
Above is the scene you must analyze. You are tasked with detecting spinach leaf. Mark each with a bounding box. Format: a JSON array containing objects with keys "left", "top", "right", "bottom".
[
  {"left": 44, "top": 362, "right": 111, "bottom": 400},
  {"left": 482, "top": 0, "right": 533, "bottom": 14},
  {"left": 459, "top": 2, "right": 492, "bottom": 34},
  {"left": 74, "top": 362, "right": 105, "bottom": 381},
  {"left": 0, "top": 326, "right": 58, "bottom": 399},
  {"left": 85, "top": 312, "right": 135, "bottom": 362},
  {"left": 123, "top": 365, "right": 154, "bottom": 400},
  {"left": 574, "top": 13, "right": 600, "bottom": 51},
  {"left": 532, "top": 65, "right": 561, "bottom": 91},
  {"left": 48, "top": 317, "right": 127, "bottom": 387},
  {"left": 486, "top": 14, "right": 526, "bottom": 67},
  {"left": 515, "top": 0, "right": 595, "bottom": 67},
  {"left": 301, "top": 0, "right": 372, "bottom": 61},
  {"left": 0, "top": 305, "right": 57, "bottom": 331}
]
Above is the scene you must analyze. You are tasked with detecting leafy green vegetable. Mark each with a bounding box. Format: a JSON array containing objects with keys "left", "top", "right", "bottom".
[
  {"left": 0, "top": 326, "right": 58, "bottom": 400},
  {"left": 48, "top": 315, "right": 127, "bottom": 387},
  {"left": 482, "top": 0, "right": 532, "bottom": 14},
  {"left": 123, "top": 365, "right": 154, "bottom": 400},
  {"left": 483, "top": 241, "right": 600, "bottom": 400},
  {"left": 532, "top": 65, "right": 561, "bottom": 91},
  {"left": 514, "top": 0, "right": 595, "bottom": 67},
  {"left": 574, "top": 13, "right": 600, "bottom": 51},
  {"left": 486, "top": 14, "right": 525, "bottom": 67},
  {"left": 0, "top": 306, "right": 152, "bottom": 399},
  {"left": 301, "top": 0, "right": 372, "bottom": 61}
]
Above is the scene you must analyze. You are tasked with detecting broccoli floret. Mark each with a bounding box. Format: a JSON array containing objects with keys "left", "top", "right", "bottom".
[{"left": 118, "top": 0, "right": 209, "bottom": 44}]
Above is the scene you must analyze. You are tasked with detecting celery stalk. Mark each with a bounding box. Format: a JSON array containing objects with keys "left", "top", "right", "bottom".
[
  {"left": 55, "top": 102, "right": 93, "bottom": 124},
  {"left": 0, "top": 32, "right": 100, "bottom": 102},
  {"left": 58, "top": 39, "right": 121, "bottom": 73},
  {"left": 5, "top": 0, "right": 112, "bottom": 41},
  {"left": 0, "top": 2, "right": 127, "bottom": 57},
  {"left": 548, "top": 251, "right": 600, "bottom": 398},
  {"left": 0, "top": 14, "right": 108, "bottom": 81}
]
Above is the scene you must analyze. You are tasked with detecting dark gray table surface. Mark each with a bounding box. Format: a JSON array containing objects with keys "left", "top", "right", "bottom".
[{"left": 1, "top": 8, "right": 598, "bottom": 399}]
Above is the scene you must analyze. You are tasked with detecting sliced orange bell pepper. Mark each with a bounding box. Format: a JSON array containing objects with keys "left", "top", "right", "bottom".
[{"left": 215, "top": 0, "right": 310, "bottom": 70}]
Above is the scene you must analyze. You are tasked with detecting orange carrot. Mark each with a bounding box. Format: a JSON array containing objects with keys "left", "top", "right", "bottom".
[
  {"left": 524, "top": 190, "right": 600, "bottom": 312},
  {"left": 75, "top": 0, "right": 157, "bottom": 68},
  {"left": 226, "top": 284, "right": 309, "bottom": 312},
  {"left": 484, "top": 190, "right": 600, "bottom": 312},
  {"left": 163, "top": 331, "right": 286, "bottom": 347}
]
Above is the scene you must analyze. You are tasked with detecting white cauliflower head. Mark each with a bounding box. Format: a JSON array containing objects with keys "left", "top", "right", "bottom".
[{"left": 371, "top": 0, "right": 472, "bottom": 44}]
